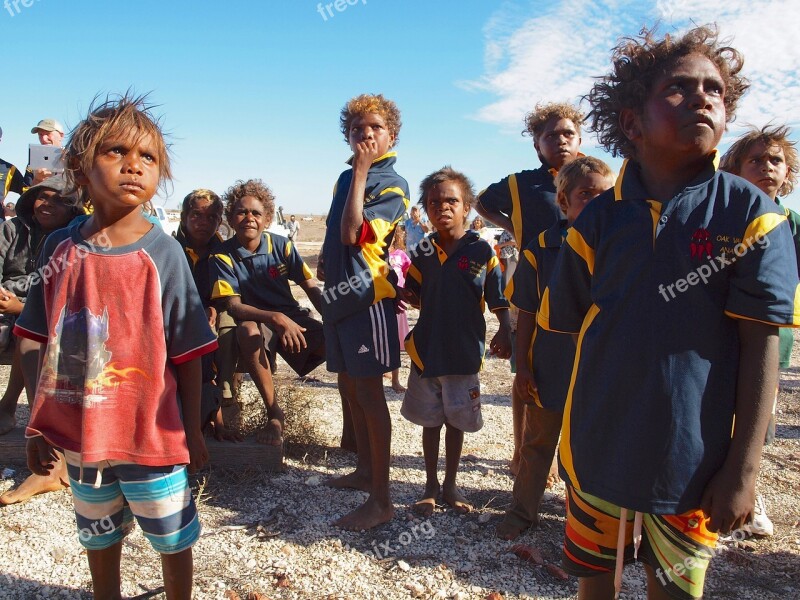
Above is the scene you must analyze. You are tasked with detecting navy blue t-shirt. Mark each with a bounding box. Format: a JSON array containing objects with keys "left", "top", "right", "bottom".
[
  {"left": 405, "top": 230, "right": 509, "bottom": 377},
  {"left": 477, "top": 164, "right": 563, "bottom": 249},
  {"left": 210, "top": 232, "right": 313, "bottom": 312},
  {"left": 321, "top": 152, "right": 409, "bottom": 324},
  {"left": 538, "top": 157, "right": 800, "bottom": 514},
  {"left": 507, "top": 220, "right": 575, "bottom": 411}
]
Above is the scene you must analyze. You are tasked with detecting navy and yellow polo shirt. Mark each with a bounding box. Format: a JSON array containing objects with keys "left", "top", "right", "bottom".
[
  {"left": 405, "top": 230, "right": 509, "bottom": 378},
  {"left": 506, "top": 219, "right": 575, "bottom": 411},
  {"left": 176, "top": 226, "right": 224, "bottom": 308},
  {"left": 321, "top": 152, "right": 409, "bottom": 324},
  {"left": 210, "top": 232, "right": 313, "bottom": 313},
  {"left": 537, "top": 156, "right": 800, "bottom": 514},
  {"left": 1, "top": 159, "right": 25, "bottom": 202},
  {"left": 477, "top": 164, "right": 563, "bottom": 249}
]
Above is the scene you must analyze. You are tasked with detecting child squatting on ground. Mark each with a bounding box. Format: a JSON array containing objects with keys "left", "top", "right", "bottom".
[
  {"left": 210, "top": 178, "right": 326, "bottom": 446},
  {"left": 16, "top": 94, "right": 218, "bottom": 599},
  {"left": 319, "top": 93, "right": 410, "bottom": 530},
  {"left": 536, "top": 26, "right": 800, "bottom": 600},
  {"left": 401, "top": 166, "right": 512, "bottom": 517},
  {"left": 496, "top": 156, "right": 615, "bottom": 542},
  {"left": 475, "top": 102, "right": 583, "bottom": 478}
]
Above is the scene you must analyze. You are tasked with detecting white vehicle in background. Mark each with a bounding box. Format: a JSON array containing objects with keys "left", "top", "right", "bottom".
[{"left": 153, "top": 205, "right": 180, "bottom": 237}]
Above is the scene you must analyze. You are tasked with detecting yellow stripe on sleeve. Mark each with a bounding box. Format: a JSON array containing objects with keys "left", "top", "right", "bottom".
[
  {"left": 213, "top": 253, "right": 234, "bottom": 269},
  {"left": 565, "top": 228, "right": 595, "bottom": 275},
  {"left": 302, "top": 262, "right": 313, "bottom": 280},
  {"left": 211, "top": 280, "right": 237, "bottom": 300},
  {"left": 487, "top": 255, "right": 500, "bottom": 271},
  {"left": 407, "top": 264, "right": 422, "bottom": 285},
  {"left": 743, "top": 212, "right": 787, "bottom": 245}
]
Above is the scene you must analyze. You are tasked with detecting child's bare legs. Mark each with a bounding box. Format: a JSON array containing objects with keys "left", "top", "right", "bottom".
[
  {"left": 333, "top": 374, "right": 394, "bottom": 530},
  {"left": 442, "top": 424, "right": 470, "bottom": 512},
  {"left": 0, "top": 338, "right": 69, "bottom": 505},
  {"left": 510, "top": 383, "right": 525, "bottom": 476},
  {"left": 328, "top": 372, "right": 371, "bottom": 491},
  {"left": 87, "top": 543, "right": 123, "bottom": 600},
  {"left": 577, "top": 573, "right": 614, "bottom": 600},
  {"left": 161, "top": 548, "right": 194, "bottom": 599},
  {"left": 236, "top": 322, "right": 283, "bottom": 445},
  {"left": 412, "top": 425, "right": 442, "bottom": 517},
  {"left": 338, "top": 373, "right": 357, "bottom": 452},
  {"left": 0, "top": 345, "right": 25, "bottom": 434},
  {"left": 390, "top": 369, "right": 405, "bottom": 393}
]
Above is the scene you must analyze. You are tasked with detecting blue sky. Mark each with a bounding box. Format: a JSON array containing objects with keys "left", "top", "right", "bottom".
[{"left": 2, "top": 0, "right": 798, "bottom": 213}]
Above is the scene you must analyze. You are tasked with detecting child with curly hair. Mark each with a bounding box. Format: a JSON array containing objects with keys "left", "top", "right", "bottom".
[
  {"left": 319, "top": 93, "right": 409, "bottom": 530},
  {"left": 210, "top": 178, "right": 325, "bottom": 446},
  {"left": 538, "top": 26, "right": 800, "bottom": 599},
  {"left": 475, "top": 101, "right": 584, "bottom": 476}
]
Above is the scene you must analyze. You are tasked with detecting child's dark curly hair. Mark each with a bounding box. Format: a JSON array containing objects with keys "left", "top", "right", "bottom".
[
  {"left": 720, "top": 124, "right": 798, "bottom": 197},
  {"left": 586, "top": 25, "right": 749, "bottom": 159},
  {"left": 523, "top": 102, "right": 584, "bottom": 140},
  {"left": 223, "top": 179, "right": 276, "bottom": 225},
  {"left": 340, "top": 94, "right": 402, "bottom": 145},
  {"left": 418, "top": 166, "right": 475, "bottom": 225}
]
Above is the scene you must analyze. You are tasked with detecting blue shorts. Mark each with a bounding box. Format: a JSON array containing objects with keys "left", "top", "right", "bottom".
[
  {"left": 64, "top": 450, "right": 200, "bottom": 554},
  {"left": 324, "top": 298, "right": 400, "bottom": 377}
]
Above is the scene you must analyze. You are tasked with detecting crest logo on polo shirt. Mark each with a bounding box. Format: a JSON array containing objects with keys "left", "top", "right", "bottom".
[
  {"left": 269, "top": 266, "right": 280, "bottom": 278},
  {"left": 690, "top": 228, "right": 713, "bottom": 259},
  {"left": 268, "top": 264, "right": 289, "bottom": 279},
  {"left": 458, "top": 256, "right": 469, "bottom": 270}
]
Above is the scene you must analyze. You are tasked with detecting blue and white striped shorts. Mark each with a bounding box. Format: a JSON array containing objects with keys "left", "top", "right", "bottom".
[{"left": 63, "top": 450, "right": 200, "bottom": 554}]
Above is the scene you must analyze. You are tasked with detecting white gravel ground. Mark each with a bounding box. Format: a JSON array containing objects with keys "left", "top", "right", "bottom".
[{"left": 1, "top": 307, "right": 798, "bottom": 599}]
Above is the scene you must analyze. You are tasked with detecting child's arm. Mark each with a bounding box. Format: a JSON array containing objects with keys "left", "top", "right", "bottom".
[
  {"left": 700, "top": 320, "right": 778, "bottom": 533},
  {"left": 489, "top": 308, "right": 512, "bottom": 359},
  {"left": 298, "top": 278, "right": 325, "bottom": 316},
  {"left": 341, "top": 140, "right": 382, "bottom": 245},
  {"left": 513, "top": 310, "right": 537, "bottom": 402},
  {"left": 222, "top": 297, "right": 308, "bottom": 353},
  {"left": 176, "top": 357, "right": 209, "bottom": 473},
  {"left": 24, "top": 340, "right": 58, "bottom": 476},
  {"left": 474, "top": 202, "right": 513, "bottom": 236}
]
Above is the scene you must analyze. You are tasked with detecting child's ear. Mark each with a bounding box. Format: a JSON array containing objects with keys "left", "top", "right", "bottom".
[
  {"left": 557, "top": 191, "right": 569, "bottom": 214},
  {"left": 619, "top": 108, "right": 641, "bottom": 143}
]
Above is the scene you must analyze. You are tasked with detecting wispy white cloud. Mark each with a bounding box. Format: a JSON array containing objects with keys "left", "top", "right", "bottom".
[{"left": 469, "top": 0, "right": 800, "bottom": 140}]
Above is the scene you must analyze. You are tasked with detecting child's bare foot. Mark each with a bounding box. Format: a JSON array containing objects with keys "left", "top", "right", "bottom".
[
  {"left": 0, "top": 412, "right": 15, "bottom": 436},
  {"left": 390, "top": 382, "right": 406, "bottom": 393},
  {"left": 334, "top": 497, "right": 394, "bottom": 530},
  {"left": 495, "top": 519, "right": 527, "bottom": 541},
  {"left": 0, "top": 468, "right": 69, "bottom": 506},
  {"left": 442, "top": 484, "right": 472, "bottom": 514},
  {"left": 547, "top": 458, "right": 561, "bottom": 488},
  {"left": 412, "top": 481, "right": 440, "bottom": 517},
  {"left": 256, "top": 417, "right": 283, "bottom": 446},
  {"left": 325, "top": 469, "right": 371, "bottom": 492}
]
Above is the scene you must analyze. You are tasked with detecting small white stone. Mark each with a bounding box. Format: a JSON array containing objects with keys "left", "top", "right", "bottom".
[
  {"left": 397, "top": 559, "right": 411, "bottom": 572},
  {"left": 478, "top": 513, "right": 491, "bottom": 524},
  {"left": 305, "top": 475, "right": 322, "bottom": 486}
]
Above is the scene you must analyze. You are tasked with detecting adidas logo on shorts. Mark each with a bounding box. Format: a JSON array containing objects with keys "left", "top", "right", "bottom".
[{"left": 357, "top": 345, "right": 370, "bottom": 354}]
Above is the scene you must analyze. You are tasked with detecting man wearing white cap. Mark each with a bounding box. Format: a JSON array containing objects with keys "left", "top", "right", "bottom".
[
  {"left": 25, "top": 118, "right": 65, "bottom": 186},
  {"left": 0, "top": 126, "right": 25, "bottom": 202}
]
